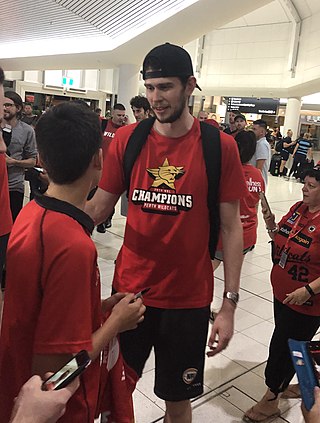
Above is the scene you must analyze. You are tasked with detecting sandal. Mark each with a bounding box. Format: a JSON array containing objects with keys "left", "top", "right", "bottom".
[
  {"left": 281, "top": 384, "right": 301, "bottom": 399},
  {"left": 243, "top": 405, "right": 280, "bottom": 422}
]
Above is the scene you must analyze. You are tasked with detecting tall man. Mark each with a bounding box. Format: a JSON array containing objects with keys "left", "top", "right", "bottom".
[
  {"left": 224, "top": 111, "right": 237, "bottom": 135},
  {"left": 232, "top": 113, "right": 247, "bottom": 138},
  {"left": 130, "top": 95, "right": 151, "bottom": 122},
  {"left": 251, "top": 119, "right": 271, "bottom": 185},
  {"left": 0, "top": 70, "right": 13, "bottom": 294},
  {"left": 86, "top": 43, "right": 246, "bottom": 423},
  {"left": 4, "top": 91, "right": 37, "bottom": 221},
  {"left": 97, "top": 103, "right": 127, "bottom": 232}
]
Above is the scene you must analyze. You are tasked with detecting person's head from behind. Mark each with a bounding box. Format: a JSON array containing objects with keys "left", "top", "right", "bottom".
[
  {"left": 234, "top": 114, "right": 247, "bottom": 131},
  {"left": 3, "top": 91, "right": 23, "bottom": 121},
  {"left": 35, "top": 103, "right": 102, "bottom": 188},
  {"left": 130, "top": 95, "right": 151, "bottom": 122},
  {"left": 112, "top": 103, "right": 126, "bottom": 126},
  {"left": 198, "top": 110, "right": 208, "bottom": 121},
  {"left": 142, "top": 43, "right": 199, "bottom": 124},
  {"left": 24, "top": 103, "right": 33, "bottom": 116},
  {"left": 95, "top": 107, "right": 102, "bottom": 116},
  {"left": 252, "top": 119, "right": 267, "bottom": 141},
  {"left": 235, "top": 130, "right": 256, "bottom": 164}
]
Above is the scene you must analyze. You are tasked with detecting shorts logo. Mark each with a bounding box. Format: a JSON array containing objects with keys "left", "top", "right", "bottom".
[
  {"left": 308, "top": 226, "right": 316, "bottom": 233},
  {"left": 182, "top": 368, "right": 198, "bottom": 385}
]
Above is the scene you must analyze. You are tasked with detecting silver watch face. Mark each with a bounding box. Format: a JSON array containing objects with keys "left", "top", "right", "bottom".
[{"left": 224, "top": 292, "right": 239, "bottom": 303}]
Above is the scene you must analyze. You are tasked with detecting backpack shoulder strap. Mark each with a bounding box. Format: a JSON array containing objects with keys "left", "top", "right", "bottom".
[
  {"left": 101, "top": 118, "right": 108, "bottom": 133},
  {"left": 123, "top": 117, "right": 156, "bottom": 194},
  {"left": 200, "top": 122, "right": 222, "bottom": 259}
]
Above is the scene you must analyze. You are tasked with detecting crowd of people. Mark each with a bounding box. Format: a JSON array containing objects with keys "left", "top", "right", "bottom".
[{"left": 0, "top": 42, "right": 320, "bottom": 423}]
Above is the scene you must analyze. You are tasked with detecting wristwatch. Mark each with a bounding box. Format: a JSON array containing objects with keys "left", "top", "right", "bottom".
[{"left": 223, "top": 291, "right": 239, "bottom": 306}]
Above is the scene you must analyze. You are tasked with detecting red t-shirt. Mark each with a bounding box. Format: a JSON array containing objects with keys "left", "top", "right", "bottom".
[
  {"left": 271, "top": 201, "right": 320, "bottom": 316},
  {"left": 99, "top": 118, "right": 247, "bottom": 309},
  {"left": 0, "top": 154, "right": 13, "bottom": 236},
  {"left": 0, "top": 196, "right": 101, "bottom": 422},
  {"left": 102, "top": 119, "right": 121, "bottom": 159},
  {"left": 217, "top": 164, "right": 264, "bottom": 251},
  {"left": 241, "top": 164, "right": 265, "bottom": 248}
]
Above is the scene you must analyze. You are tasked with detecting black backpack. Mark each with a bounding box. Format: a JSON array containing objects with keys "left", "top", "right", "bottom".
[
  {"left": 122, "top": 117, "right": 221, "bottom": 259},
  {"left": 275, "top": 139, "right": 283, "bottom": 153}
]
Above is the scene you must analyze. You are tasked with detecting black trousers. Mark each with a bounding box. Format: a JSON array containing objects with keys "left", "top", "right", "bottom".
[
  {"left": 265, "top": 298, "right": 320, "bottom": 396},
  {"left": 9, "top": 190, "right": 24, "bottom": 222},
  {"left": 289, "top": 154, "right": 306, "bottom": 177}
]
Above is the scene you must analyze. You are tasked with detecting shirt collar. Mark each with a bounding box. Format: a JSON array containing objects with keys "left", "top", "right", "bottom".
[{"left": 35, "top": 194, "right": 94, "bottom": 234}]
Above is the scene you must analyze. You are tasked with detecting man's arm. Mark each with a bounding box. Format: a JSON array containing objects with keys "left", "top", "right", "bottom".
[
  {"left": 33, "top": 295, "right": 145, "bottom": 377},
  {"left": 255, "top": 158, "right": 266, "bottom": 172},
  {"left": 207, "top": 200, "right": 243, "bottom": 357},
  {"left": 6, "top": 155, "right": 36, "bottom": 168},
  {"left": 85, "top": 187, "right": 120, "bottom": 225}
]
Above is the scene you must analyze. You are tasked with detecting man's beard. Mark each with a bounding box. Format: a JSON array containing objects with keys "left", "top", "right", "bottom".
[{"left": 154, "top": 95, "right": 186, "bottom": 124}]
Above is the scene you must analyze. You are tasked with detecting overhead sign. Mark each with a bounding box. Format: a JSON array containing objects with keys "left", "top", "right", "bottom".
[{"left": 227, "top": 97, "right": 279, "bottom": 115}]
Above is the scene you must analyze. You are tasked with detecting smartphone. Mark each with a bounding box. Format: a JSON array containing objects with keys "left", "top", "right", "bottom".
[
  {"left": 288, "top": 339, "right": 320, "bottom": 410},
  {"left": 130, "top": 288, "right": 150, "bottom": 303},
  {"left": 42, "top": 350, "right": 91, "bottom": 391},
  {"left": 259, "top": 191, "right": 272, "bottom": 217}
]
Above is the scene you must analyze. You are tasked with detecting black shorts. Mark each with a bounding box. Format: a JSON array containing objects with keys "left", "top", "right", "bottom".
[
  {"left": 119, "top": 306, "right": 210, "bottom": 402},
  {"left": 281, "top": 150, "right": 289, "bottom": 161}
]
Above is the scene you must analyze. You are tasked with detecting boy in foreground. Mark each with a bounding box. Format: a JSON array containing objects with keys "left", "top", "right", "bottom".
[{"left": 0, "top": 102, "right": 145, "bottom": 422}]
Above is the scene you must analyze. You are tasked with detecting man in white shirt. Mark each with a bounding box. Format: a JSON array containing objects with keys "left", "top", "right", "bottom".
[{"left": 250, "top": 119, "right": 271, "bottom": 185}]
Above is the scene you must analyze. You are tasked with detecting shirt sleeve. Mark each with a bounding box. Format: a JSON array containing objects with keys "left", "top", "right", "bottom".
[
  {"left": 219, "top": 132, "right": 247, "bottom": 203},
  {"left": 33, "top": 235, "right": 96, "bottom": 354},
  {"left": 23, "top": 126, "right": 37, "bottom": 159},
  {"left": 255, "top": 140, "right": 269, "bottom": 161}
]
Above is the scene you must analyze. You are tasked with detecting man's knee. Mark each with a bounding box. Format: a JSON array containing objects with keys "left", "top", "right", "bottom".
[{"left": 165, "top": 399, "right": 191, "bottom": 419}]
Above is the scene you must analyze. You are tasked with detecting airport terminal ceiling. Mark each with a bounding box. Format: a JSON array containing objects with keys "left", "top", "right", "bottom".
[{"left": 0, "top": 0, "right": 320, "bottom": 98}]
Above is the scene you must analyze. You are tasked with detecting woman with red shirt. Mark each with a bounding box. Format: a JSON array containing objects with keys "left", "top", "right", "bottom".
[{"left": 244, "top": 167, "right": 320, "bottom": 422}]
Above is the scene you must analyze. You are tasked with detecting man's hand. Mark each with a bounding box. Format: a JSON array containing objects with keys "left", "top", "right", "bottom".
[
  {"left": 109, "top": 294, "right": 146, "bottom": 333},
  {"left": 302, "top": 386, "right": 320, "bottom": 423},
  {"left": 6, "top": 155, "right": 17, "bottom": 167},
  {"left": 207, "top": 304, "right": 235, "bottom": 357},
  {"left": 10, "top": 374, "right": 79, "bottom": 423},
  {"left": 283, "top": 287, "right": 310, "bottom": 305},
  {"left": 101, "top": 292, "right": 126, "bottom": 314}
]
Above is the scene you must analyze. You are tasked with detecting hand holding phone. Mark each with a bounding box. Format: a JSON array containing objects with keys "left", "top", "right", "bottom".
[{"left": 42, "top": 350, "right": 91, "bottom": 391}]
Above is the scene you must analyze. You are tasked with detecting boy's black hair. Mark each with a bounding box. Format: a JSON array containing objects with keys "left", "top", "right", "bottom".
[
  {"left": 130, "top": 95, "right": 151, "bottom": 112},
  {"left": 303, "top": 166, "right": 320, "bottom": 182},
  {"left": 35, "top": 102, "right": 102, "bottom": 184},
  {"left": 235, "top": 130, "right": 256, "bottom": 164}
]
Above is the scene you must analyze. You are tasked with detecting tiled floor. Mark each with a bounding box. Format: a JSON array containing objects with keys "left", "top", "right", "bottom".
[{"left": 91, "top": 161, "right": 320, "bottom": 423}]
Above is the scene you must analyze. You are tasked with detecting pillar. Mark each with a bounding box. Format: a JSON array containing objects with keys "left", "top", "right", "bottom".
[
  {"left": 283, "top": 97, "right": 301, "bottom": 140},
  {"left": 117, "top": 64, "right": 140, "bottom": 123}
]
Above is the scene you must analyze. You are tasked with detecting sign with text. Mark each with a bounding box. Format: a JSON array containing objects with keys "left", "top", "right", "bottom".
[{"left": 227, "top": 97, "right": 279, "bottom": 115}]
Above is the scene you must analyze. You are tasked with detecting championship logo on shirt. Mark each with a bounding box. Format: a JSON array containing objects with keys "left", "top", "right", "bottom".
[
  {"left": 287, "top": 211, "right": 300, "bottom": 224},
  {"left": 308, "top": 225, "right": 316, "bottom": 233},
  {"left": 131, "top": 158, "right": 193, "bottom": 215}
]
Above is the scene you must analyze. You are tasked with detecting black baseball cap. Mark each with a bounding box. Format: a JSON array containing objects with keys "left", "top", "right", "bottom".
[
  {"left": 141, "top": 43, "right": 201, "bottom": 90},
  {"left": 234, "top": 114, "right": 246, "bottom": 121}
]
